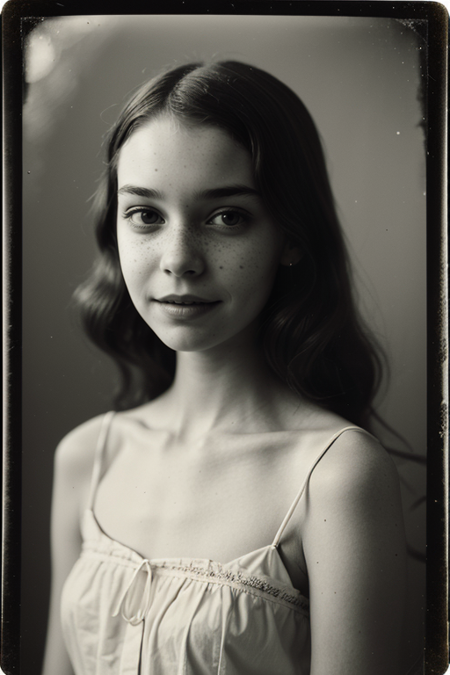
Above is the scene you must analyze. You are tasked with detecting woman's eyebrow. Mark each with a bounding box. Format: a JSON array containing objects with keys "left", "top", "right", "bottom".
[
  {"left": 197, "top": 185, "right": 261, "bottom": 200},
  {"left": 118, "top": 185, "right": 162, "bottom": 198},
  {"left": 117, "top": 184, "right": 260, "bottom": 200}
]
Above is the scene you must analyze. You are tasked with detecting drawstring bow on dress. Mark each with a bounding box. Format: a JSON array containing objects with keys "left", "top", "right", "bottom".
[{"left": 112, "top": 559, "right": 153, "bottom": 625}]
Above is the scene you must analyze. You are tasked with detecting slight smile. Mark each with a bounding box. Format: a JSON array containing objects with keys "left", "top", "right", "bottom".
[
  {"left": 155, "top": 294, "right": 220, "bottom": 305},
  {"left": 153, "top": 295, "right": 221, "bottom": 318}
]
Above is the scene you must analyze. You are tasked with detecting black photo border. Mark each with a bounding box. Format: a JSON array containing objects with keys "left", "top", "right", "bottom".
[{"left": 2, "top": 1, "right": 448, "bottom": 673}]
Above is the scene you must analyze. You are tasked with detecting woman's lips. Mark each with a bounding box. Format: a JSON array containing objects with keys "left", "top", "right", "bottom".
[
  {"left": 156, "top": 294, "right": 218, "bottom": 304},
  {"left": 153, "top": 296, "right": 221, "bottom": 318}
]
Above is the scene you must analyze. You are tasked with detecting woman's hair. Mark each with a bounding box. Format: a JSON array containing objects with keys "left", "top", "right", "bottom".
[{"left": 75, "top": 60, "right": 384, "bottom": 428}]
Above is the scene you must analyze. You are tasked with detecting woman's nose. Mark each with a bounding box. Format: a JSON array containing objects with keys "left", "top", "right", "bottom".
[{"left": 159, "top": 226, "right": 205, "bottom": 278}]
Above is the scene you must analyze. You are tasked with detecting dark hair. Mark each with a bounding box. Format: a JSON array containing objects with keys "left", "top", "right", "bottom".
[{"left": 75, "top": 60, "right": 384, "bottom": 428}]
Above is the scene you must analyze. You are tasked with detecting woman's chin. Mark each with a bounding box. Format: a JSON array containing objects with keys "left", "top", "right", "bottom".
[{"left": 151, "top": 328, "right": 221, "bottom": 354}]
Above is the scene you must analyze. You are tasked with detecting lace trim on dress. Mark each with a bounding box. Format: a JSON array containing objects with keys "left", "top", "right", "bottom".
[
  {"left": 157, "top": 560, "right": 309, "bottom": 611},
  {"left": 80, "top": 544, "right": 309, "bottom": 615}
]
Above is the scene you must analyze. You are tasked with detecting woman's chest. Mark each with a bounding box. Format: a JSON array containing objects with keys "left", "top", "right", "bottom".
[{"left": 92, "top": 431, "right": 312, "bottom": 589}]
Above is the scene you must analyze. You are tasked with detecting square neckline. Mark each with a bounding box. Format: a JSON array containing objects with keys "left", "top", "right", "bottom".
[
  {"left": 84, "top": 412, "right": 371, "bottom": 607},
  {"left": 84, "top": 504, "right": 311, "bottom": 615}
]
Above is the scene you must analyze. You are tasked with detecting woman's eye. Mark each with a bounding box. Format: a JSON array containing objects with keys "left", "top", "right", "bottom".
[
  {"left": 208, "top": 210, "right": 247, "bottom": 228},
  {"left": 124, "top": 209, "right": 163, "bottom": 227}
]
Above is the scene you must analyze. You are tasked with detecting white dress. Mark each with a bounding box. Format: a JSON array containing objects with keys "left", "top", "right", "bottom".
[{"left": 61, "top": 411, "right": 371, "bottom": 674}]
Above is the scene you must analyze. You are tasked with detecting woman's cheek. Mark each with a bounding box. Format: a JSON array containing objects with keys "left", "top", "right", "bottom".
[{"left": 118, "top": 241, "right": 151, "bottom": 298}]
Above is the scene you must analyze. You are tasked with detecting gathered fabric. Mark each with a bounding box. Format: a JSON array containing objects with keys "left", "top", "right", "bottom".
[{"left": 61, "top": 412, "right": 368, "bottom": 674}]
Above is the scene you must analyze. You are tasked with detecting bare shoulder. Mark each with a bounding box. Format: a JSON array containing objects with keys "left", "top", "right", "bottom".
[
  {"left": 54, "top": 413, "right": 108, "bottom": 484},
  {"left": 301, "top": 427, "right": 407, "bottom": 675},
  {"left": 44, "top": 415, "right": 109, "bottom": 675},
  {"left": 311, "top": 429, "right": 398, "bottom": 490},
  {"left": 286, "top": 402, "right": 401, "bottom": 501},
  {"left": 309, "top": 428, "right": 400, "bottom": 501}
]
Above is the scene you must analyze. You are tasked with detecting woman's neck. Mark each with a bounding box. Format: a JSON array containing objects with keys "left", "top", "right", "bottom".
[{"left": 153, "top": 338, "right": 302, "bottom": 442}]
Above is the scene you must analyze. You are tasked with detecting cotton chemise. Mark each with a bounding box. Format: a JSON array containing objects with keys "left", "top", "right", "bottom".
[{"left": 61, "top": 412, "right": 373, "bottom": 675}]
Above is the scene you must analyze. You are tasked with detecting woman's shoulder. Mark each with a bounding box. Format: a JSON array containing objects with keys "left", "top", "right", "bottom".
[
  {"left": 307, "top": 421, "right": 401, "bottom": 510},
  {"left": 268, "top": 399, "right": 398, "bottom": 496},
  {"left": 54, "top": 413, "right": 110, "bottom": 478},
  {"left": 284, "top": 402, "right": 397, "bottom": 494}
]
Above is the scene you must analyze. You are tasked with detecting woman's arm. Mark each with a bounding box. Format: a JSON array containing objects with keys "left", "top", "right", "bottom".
[
  {"left": 302, "top": 431, "right": 407, "bottom": 675},
  {"left": 41, "top": 417, "right": 104, "bottom": 675}
]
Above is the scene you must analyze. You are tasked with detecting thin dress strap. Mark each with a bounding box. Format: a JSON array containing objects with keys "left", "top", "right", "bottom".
[
  {"left": 86, "top": 411, "right": 116, "bottom": 510},
  {"left": 272, "top": 426, "right": 374, "bottom": 547}
]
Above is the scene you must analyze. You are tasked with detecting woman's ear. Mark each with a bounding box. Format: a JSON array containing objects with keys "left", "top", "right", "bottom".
[{"left": 280, "top": 241, "right": 303, "bottom": 267}]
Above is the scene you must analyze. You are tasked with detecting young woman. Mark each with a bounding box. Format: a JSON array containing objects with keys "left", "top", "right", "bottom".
[{"left": 42, "top": 61, "right": 407, "bottom": 675}]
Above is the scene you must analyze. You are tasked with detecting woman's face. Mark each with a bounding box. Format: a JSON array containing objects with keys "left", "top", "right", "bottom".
[{"left": 116, "top": 115, "right": 288, "bottom": 354}]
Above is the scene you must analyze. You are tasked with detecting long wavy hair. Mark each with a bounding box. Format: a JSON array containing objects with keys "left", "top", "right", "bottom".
[{"left": 75, "top": 60, "right": 385, "bottom": 429}]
